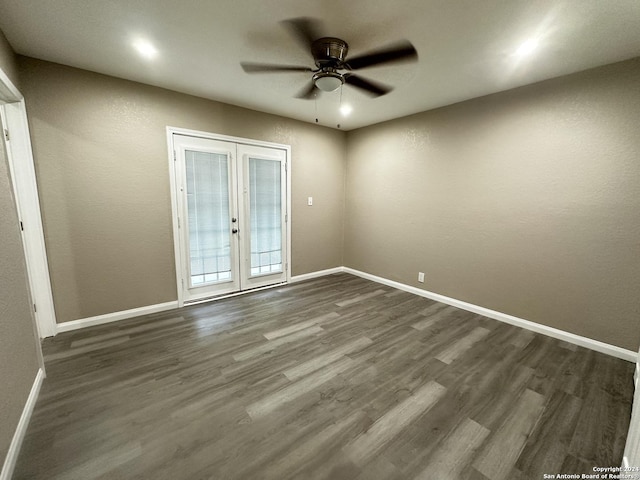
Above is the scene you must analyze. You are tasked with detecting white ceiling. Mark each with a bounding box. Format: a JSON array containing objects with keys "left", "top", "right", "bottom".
[{"left": 1, "top": 0, "right": 639, "bottom": 130}]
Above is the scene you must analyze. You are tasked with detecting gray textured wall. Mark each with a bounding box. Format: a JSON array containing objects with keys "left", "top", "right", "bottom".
[
  {"left": 14, "top": 54, "right": 640, "bottom": 352},
  {"left": 0, "top": 28, "right": 19, "bottom": 89},
  {"left": 345, "top": 58, "right": 640, "bottom": 351},
  {"left": 18, "top": 57, "right": 347, "bottom": 324}
]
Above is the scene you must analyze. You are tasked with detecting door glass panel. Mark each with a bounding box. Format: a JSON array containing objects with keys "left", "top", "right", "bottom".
[
  {"left": 249, "top": 158, "right": 282, "bottom": 276},
  {"left": 185, "top": 150, "right": 231, "bottom": 287}
]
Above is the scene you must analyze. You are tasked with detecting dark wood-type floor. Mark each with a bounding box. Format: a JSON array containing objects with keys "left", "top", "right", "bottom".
[{"left": 15, "top": 273, "right": 635, "bottom": 480}]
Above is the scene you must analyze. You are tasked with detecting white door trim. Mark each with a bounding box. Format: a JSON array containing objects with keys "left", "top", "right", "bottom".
[
  {"left": 622, "top": 350, "right": 640, "bottom": 470},
  {"left": 0, "top": 82, "right": 57, "bottom": 338},
  {"left": 0, "top": 65, "right": 21, "bottom": 102},
  {"left": 166, "top": 126, "right": 292, "bottom": 307}
]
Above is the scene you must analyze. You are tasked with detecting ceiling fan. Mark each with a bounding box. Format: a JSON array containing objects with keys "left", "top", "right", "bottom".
[{"left": 241, "top": 17, "right": 418, "bottom": 99}]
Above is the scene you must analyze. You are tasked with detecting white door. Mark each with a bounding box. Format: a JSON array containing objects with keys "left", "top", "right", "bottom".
[
  {"left": 172, "top": 134, "right": 287, "bottom": 303},
  {"left": 238, "top": 144, "right": 287, "bottom": 290}
]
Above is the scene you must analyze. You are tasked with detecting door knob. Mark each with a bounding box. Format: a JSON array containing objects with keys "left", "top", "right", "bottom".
[{"left": 232, "top": 228, "right": 238, "bottom": 234}]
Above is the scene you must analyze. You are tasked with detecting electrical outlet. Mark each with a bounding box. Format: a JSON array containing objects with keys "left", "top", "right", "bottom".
[{"left": 418, "top": 272, "right": 425, "bottom": 283}]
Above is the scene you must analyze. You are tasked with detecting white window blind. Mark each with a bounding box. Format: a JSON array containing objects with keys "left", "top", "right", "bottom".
[
  {"left": 185, "top": 150, "right": 232, "bottom": 286},
  {"left": 249, "top": 158, "right": 282, "bottom": 276}
]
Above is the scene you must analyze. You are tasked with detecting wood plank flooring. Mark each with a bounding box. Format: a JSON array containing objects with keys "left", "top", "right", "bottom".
[{"left": 14, "top": 273, "right": 635, "bottom": 479}]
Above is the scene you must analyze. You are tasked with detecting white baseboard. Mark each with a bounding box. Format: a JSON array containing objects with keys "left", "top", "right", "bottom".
[
  {"left": 56, "top": 301, "right": 179, "bottom": 333},
  {"left": 341, "top": 267, "right": 636, "bottom": 362},
  {"left": 290, "top": 267, "right": 344, "bottom": 283},
  {"left": 52, "top": 267, "right": 635, "bottom": 362},
  {"left": 1, "top": 368, "right": 44, "bottom": 480},
  {"left": 56, "top": 268, "right": 345, "bottom": 334},
  {"left": 57, "top": 269, "right": 343, "bottom": 333}
]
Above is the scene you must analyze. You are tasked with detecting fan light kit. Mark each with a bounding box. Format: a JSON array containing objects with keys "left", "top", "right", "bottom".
[
  {"left": 313, "top": 71, "right": 343, "bottom": 92},
  {"left": 241, "top": 17, "right": 418, "bottom": 103}
]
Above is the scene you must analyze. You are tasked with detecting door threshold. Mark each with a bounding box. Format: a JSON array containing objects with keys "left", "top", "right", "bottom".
[{"left": 184, "top": 281, "right": 288, "bottom": 307}]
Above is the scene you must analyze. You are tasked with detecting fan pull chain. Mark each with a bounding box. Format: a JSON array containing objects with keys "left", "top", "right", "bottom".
[
  {"left": 337, "top": 86, "right": 343, "bottom": 128},
  {"left": 315, "top": 93, "right": 318, "bottom": 123}
]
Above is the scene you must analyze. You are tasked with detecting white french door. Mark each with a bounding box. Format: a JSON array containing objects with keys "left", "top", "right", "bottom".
[{"left": 171, "top": 132, "right": 288, "bottom": 303}]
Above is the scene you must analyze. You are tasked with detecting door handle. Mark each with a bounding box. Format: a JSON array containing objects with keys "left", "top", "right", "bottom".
[{"left": 232, "top": 228, "right": 238, "bottom": 234}]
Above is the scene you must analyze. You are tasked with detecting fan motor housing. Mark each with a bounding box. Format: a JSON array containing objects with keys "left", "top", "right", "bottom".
[{"left": 312, "top": 37, "right": 349, "bottom": 69}]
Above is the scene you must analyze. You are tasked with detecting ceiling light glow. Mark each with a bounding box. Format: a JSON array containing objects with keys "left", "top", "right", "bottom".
[
  {"left": 133, "top": 39, "right": 158, "bottom": 59},
  {"left": 340, "top": 104, "right": 353, "bottom": 116},
  {"left": 514, "top": 38, "right": 539, "bottom": 57}
]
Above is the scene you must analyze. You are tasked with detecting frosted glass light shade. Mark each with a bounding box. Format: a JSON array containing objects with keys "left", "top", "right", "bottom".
[{"left": 314, "top": 74, "right": 343, "bottom": 92}]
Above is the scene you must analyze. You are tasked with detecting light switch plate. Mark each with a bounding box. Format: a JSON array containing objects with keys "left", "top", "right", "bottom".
[{"left": 308, "top": 197, "right": 313, "bottom": 206}]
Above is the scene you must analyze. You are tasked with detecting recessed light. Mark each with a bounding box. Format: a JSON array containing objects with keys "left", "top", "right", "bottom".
[
  {"left": 340, "top": 104, "right": 353, "bottom": 116},
  {"left": 514, "top": 38, "right": 539, "bottom": 57},
  {"left": 133, "top": 39, "right": 158, "bottom": 59}
]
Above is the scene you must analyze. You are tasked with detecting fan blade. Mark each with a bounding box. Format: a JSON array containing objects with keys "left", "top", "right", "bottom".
[
  {"left": 295, "top": 80, "right": 318, "bottom": 99},
  {"left": 345, "top": 40, "right": 418, "bottom": 70},
  {"left": 344, "top": 74, "right": 392, "bottom": 97},
  {"left": 241, "top": 62, "right": 313, "bottom": 73},
  {"left": 281, "top": 17, "right": 322, "bottom": 51}
]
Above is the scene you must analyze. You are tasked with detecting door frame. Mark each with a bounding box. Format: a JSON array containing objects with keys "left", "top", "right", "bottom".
[
  {"left": 0, "top": 68, "right": 57, "bottom": 339},
  {"left": 166, "top": 126, "right": 291, "bottom": 307}
]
